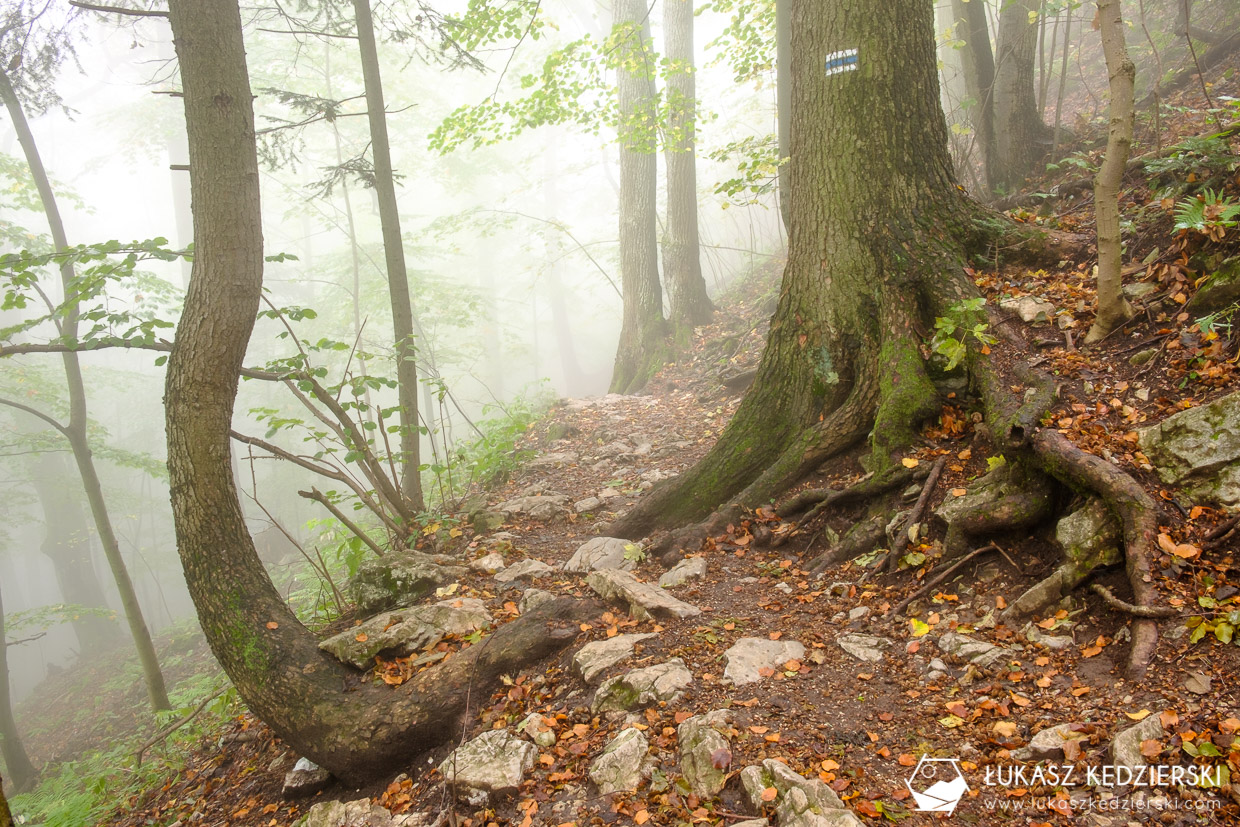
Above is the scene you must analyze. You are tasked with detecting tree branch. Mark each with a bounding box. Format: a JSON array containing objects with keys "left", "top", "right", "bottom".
[
  {"left": 299, "top": 487, "right": 386, "bottom": 557},
  {"left": 69, "top": 1, "right": 169, "bottom": 18},
  {"left": 0, "top": 396, "right": 70, "bottom": 438}
]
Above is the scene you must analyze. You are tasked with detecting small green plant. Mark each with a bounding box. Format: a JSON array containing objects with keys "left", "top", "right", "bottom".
[
  {"left": 1173, "top": 189, "right": 1240, "bottom": 242},
  {"left": 1196, "top": 302, "right": 1239, "bottom": 338},
  {"left": 622, "top": 542, "right": 647, "bottom": 563},
  {"left": 930, "top": 297, "right": 997, "bottom": 371}
]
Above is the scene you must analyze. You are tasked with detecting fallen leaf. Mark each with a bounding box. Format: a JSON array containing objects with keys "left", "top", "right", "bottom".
[
  {"left": 634, "top": 810, "right": 650, "bottom": 825},
  {"left": 897, "top": 753, "right": 917, "bottom": 766},
  {"left": 1160, "top": 709, "right": 1180, "bottom": 728},
  {"left": 1140, "top": 739, "right": 1163, "bottom": 759},
  {"left": 355, "top": 632, "right": 368, "bottom": 642},
  {"left": 951, "top": 488, "right": 968, "bottom": 497},
  {"left": 760, "top": 787, "right": 778, "bottom": 802},
  {"left": 993, "top": 721, "right": 1018, "bottom": 737},
  {"left": 939, "top": 714, "right": 965, "bottom": 728},
  {"left": 265, "top": 621, "right": 279, "bottom": 630},
  {"left": 769, "top": 631, "right": 783, "bottom": 640},
  {"left": 995, "top": 595, "right": 1007, "bottom": 610},
  {"left": 902, "top": 457, "right": 920, "bottom": 468},
  {"left": 1125, "top": 709, "right": 1153, "bottom": 721}
]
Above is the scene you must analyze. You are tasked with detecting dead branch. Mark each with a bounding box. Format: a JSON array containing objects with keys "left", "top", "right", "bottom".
[
  {"left": 135, "top": 687, "right": 227, "bottom": 767},
  {"left": 69, "top": 1, "right": 168, "bottom": 17},
  {"left": 887, "top": 543, "right": 1000, "bottom": 619},
  {"left": 300, "top": 487, "right": 386, "bottom": 557}
]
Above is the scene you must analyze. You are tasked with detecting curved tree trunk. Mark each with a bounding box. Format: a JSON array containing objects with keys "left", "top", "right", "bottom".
[
  {"left": 991, "top": 0, "right": 1050, "bottom": 191},
  {"left": 609, "top": 0, "right": 668, "bottom": 394},
  {"left": 164, "top": 0, "right": 594, "bottom": 784},
  {"left": 663, "top": 0, "right": 714, "bottom": 336},
  {"left": 0, "top": 773, "right": 13, "bottom": 827},
  {"left": 613, "top": 0, "right": 973, "bottom": 538},
  {"left": 0, "top": 584, "right": 36, "bottom": 792}
]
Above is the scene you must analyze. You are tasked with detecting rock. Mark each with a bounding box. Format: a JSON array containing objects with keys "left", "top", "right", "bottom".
[
  {"left": 496, "top": 494, "right": 572, "bottom": 522},
  {"left": 439, "top": 730, "right": 536, "bottom": 803},
  {"left": 1013, "top": 723, "right": 1085, "bottom": 761},
  {"left": 347, "top": 552, "right": 467, "bottom": 615},
  {"left": 586, "top": 569, "right": 702, "bottom": 620},
  {"left": 659, "top": 557, "right": 708, "bottom": 588},
  {"left": 640, "top": 469, "right": 672, "bottom": 484},
  {"left": 1184, "top": 670, "right": 1212, "bottom": 694},
  {"left": 471, "top": 511, "right": 507, "bottom": 534},
  {"left": 1122, "top": 281, "right": 1158, "bottom": 301},
  {"left": 595, "top": 440, "right": 635, "bottom": 458},
  {"left": 598, "top": 487, "right": 625, "bottom": 500},
  {"left": 731, "top": 822, "right": 770, "bottom": 827},
  {"left": 1184, "top": 256, "right": 1240, "bottom": 317},
  {"left": 847, "top": 606, "right": 870, "bottom": 621},
  {"left": 836, "top": 633, "right": 891, "bottom": 664},
  {"left": 574, "top": 496, "right": 604, "bottom": 514},
  {"left": 936, "top": 631, "right": 1017, "bottom": 671},
  {"left": 564, "top": 537, "right": 640, "bottom": 573},
  {"left": 470, "top": 552, "right": 506, "bottom": 574},
  {"left": 592, "top": 659, "right": 693, "bottom": 712},
  {"left": 519, "top": 588, "right": 556, "bottom": 614},
  {"left": 740, "top": 759, "right": 862, "bottom": 827},
  {"left": 678, "top": 710, "right": 733, "bottom": 796},
  {"left": 527, "top": 451, "right": 578, "bottom": 469},
  {"left": 1111, "top": 715, "right": 1164, "bottom": 771},
  {"left": 723, "top": 637, "right": 807, "bottom": 685},
  {"left": 1000, "top": 295, "right": 1056, "bottom": 324},
  {"left": 573, "top": 633, "right": 657, "bottom": 684},
  {"left": 589, "top": 727, "right": 649, "bottom": 795},
  {"left": 518, "top": 713, "right": 558, "bottom": 748},
  {"left": 1025, "top": 626, "right": 1074, "bottom": 650},
  {"left": 495, "top": 558, "right": 554, "bottom": 582},
  {"left": 296, "top": 798, "right": 411, "bottom": 827},
  {"left": 1138, "top": 389, "right": 1240, "bottom": 510},
  {"left": 320, "top": 598, "right": 492, "bottom": 669},
  {"left": 282, "top": 757, "right": 332, "bottom": 799}
]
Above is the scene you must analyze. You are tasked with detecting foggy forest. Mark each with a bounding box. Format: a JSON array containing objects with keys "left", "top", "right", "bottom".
[{"left": 2, "top": 0, "right": 1240, "bottom": 824}]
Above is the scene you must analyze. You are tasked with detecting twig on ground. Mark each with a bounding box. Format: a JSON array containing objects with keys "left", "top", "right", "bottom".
[
  {"left": 887, "top": 543, "right": 999, "bottom": 619},
  {"left": 1089, "top": 583, "right": 1179, "bottom": 618},
  {"left": 135, "top": 687, "right": 228, "bottom": 767}
]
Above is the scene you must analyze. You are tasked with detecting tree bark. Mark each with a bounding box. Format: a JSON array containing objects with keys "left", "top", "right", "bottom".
[
  {"left": 776, "top": 0, "right": 792, "bottom": 233},
  {"left": 351, "top": 0, "right": 423, "bottom": 511},
  {"left": 991, "top": 0, "right": 1050, "bottom": 191},
  {"left": 0, "top": 773, "right": 13, "bottom": 827},
  {"left": 955, "top": 0, "right": 996, "bottom": 190},
  {"left": 0, "top": 584, "right": 36, "bottom": 793},
  {"left": 1086, "top": 0, "right": 1136, "bottom": 343},
  {"left": 0, "top": 67, "right": 169, "bottom": 712},
  {"left": 609, "top": 0, "right": 668, "bottom": 394},
  {"left": 164, "top": 0, "right": 595, "bottom": 783},
  {"left": 613, "top": 0, "right": 973, "bottom": 537},
  {"left": 662, "top": 0, "right": 714, "bottom": 336}
]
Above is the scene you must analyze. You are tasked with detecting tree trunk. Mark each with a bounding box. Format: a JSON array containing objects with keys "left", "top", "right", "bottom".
[
  {"left": 164, "top": 0, "right": 595, "bottom": 783},
  {"left": 1087, "top": 0, "right": 1136, "bottom": 343},
  {"left": 0, "top": 584, "right": 36, "bottom": 793},
  {"left": 662, "top": 0, "right": 714, "bottom": 337},
  {"left": 954, "top": 0, "right": 996, "bottom": 191},
  {"left": 609, "top": 0, "right": 668, "bottom": 394},
  {"left": 776, "top": 0, "right": 792, "bottom": 233},
  {"left": 613, "top": 0, "right": 974, "bottom": 537},
  {"left": 991, "top": 0, "right": 1050, "bottom": 191},
  {"left": 351, "top": 0, "right": 423, "bottom": 511},
  {"left": 0, "top": 773, "right": 14, "bottom": 827},
  {"left": 0, "top": 67, "right": 169, "bottom": 712}
]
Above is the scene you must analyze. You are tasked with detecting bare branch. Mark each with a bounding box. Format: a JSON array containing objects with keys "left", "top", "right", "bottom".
[
  {"left": 0, "top": 395, "right": 69, "bottom": 437},
  {"left": 68, "top": 1, "right": 168, "bottom": 18},
  {"left": 300, "top": 487, "right": 386, "bottom": 557}
]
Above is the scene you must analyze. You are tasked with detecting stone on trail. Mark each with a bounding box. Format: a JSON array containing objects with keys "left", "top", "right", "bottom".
[
  {"left": 572, "top": 633, "right": 657, "bottom": 684},
  {"left": 588, "top": 727, "right": 650, "bottom": 795},
  {"left": 518, "top": 712, "right": 558, "bottom": 748},
  {"left": 495, "top": 558, "right": 554, "bottom": 582},
  {"left": 496, "top": 494, "right": 572, "bottom": 522},
  {"left": 723, "top": 637, "right": 806, "bottom": 685},
  {"left": 282, "top": 757, "right": 332, "bottom": 799},
  {"left": 1138, "top": 388, "right": 1240, "bottom": 511},
  {"left": 936, "top": 630, "right": 1018, "bottom": 672},
  {"left": 999, "top": 295, "right": 1056, "bottom": 324},
  {"left": 347, "top": 551, "right": 467, "bottom": 615},
  {"left": 296, "top": 798, "right": 419, "bottom": 827},
  {"left": 564, "top": 537, "right": 640, "bottom": 573},
  {"left": 740, "top": 759, "right": 863, "bottom": 827},
  {"left": 678, "top": 709, "right": 733, "bottom": 796},
  {"left": 835, "top": 633, "right": 891, "bottom": 664},
  {"left": 527, "top": 451, "right": 578, "bottom": 469},
  {"left": 592, "top": 659, "right": 693, "bottom": 713},
  {"left": 574, "top": 496, "right": 604, "bottom": 514},
  {"left": 1110, "top": 714, "right": 1164, "bottom": 772},
  {"left": 586, "top": 569, "right": 702, "bottom": 620},
  {"left": 319, "top": 598, "right": 491, "bottom": 669},
  {"left": 519, "top": 588, "right": 557, "bottom": 614},
  {"left": 439, "top": 730, "right": 536, "bottom": 804},
  {"left": 469, "top": 552, "right": 506, "bottom": 574},
  {"left": 659, "top": 556, "right": 708, "bottom": 588},
  {"left": 1012, "top": 723, "right": 1085, "bottom": 761}
]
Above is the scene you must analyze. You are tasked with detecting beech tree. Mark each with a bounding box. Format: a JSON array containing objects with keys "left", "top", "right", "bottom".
[
  {"left": 612, "top": 0, "right": 1162, "bottom": 681},
  {"left": 0, "top": 585, "right": 36, "bottom": 793},
  {"left": 990, "top": 0, "right": 1050, "bottom": 190}
]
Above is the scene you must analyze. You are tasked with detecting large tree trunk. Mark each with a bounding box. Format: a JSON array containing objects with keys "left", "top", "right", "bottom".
[
  {"left": 164, "top": 0, "right": 593, "bottom": 784},
  {"left": 0, "top": 67, "right": 169, "bottom": 712},
  {"left": 1087, "top": 0, "right": 1136, "bottom": 343},
  {"left": 776, "top": 0, "right": 792, "bottom": 233},
  {"left": 351, "top": 0, "right": 423, "bottom": 511},
  {"left": 954, "top": 0, "right": 996, "bottom": 191},
  {"left": 0, "top": 585, "right": 36, "bottom": 793},
  {"left": 991, "top": 0, "right": 1050, "bottom": 191},
  {"left": 0, "top": 774, "right": 13, "bottom": 827},
  {"left": 613, "top": 0, "right": 972, "bottom": 536},
  {"left": 609, "top": 0, "right": 668, "bottom": 394},
  {"left": 662, "top": 0, "right": 713, "bottom": 336}
]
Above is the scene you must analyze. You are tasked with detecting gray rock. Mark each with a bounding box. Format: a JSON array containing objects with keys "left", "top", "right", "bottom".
[
  {"left": 660, "top": 557, "right": 708, "bottom": 588},
  {"left": 527, "top": 451, "right": 578, "bottom": 469},
  {"left": 937, "top": 631, "right": 1018, "bottom": 671},
  {"left": 730, "top": 822, "right": 770, "bottom": 827},
  {"left": 1111, "top": 715, "right": 1164, "bottom": 772},
  {"left": 564, "top": 537, "right": 640, "bottom": 573},
  {"left": 518, "top": 713, "right": 558, "bottom": 748},
  {"left": 572, "top": 633, "right": 657, "bottom": 684},
  {"left": 678, "top": 710, "right": 733, "bottom": 796},
  {"left": 723, "top": 637, "right": 807, "bottom": 685},
  {"left": 470, "top": 552, "right": 506, "bottom": 574},
  {"left": 347, "top": 552, "right": 467, "bottom": 615},
  {"left": 574, "top": 497, "right": 604, "bottom": 514},
  {"left": 1184, "top": 256, "right": 1240, "bottom": 317},
  {"left": 589, "top": 727, "right": 649, "bottom": 795},
  {"left": 282, "top": 757, "right": 332, "bottom": 799},
  {"left": 439, "top": 730, "right": 536, "bottom": 802},
  {"left": 847, "top": 606, "right": 871, "bottom": 621},
  {"left": 496, "top": 494, "right": 572, "bottom": 521},
  {"left": 471, "top": 511, "right": 507, "bottom": 534},
  {"left": 740, "top": 759, "right": 863, "bottom": 827},
  {"left": 586, "top": 569, "right": 702, "bottom": 620},
  {"left": 836, "top": 633, "right": 892, "bottom": 664},
  {"left": 1000, "top": 295, "right": 1056, "bottom": 324},
  {"left": 1013, "top": 723, "right": 1083, "bottom": 761},
  {"left": 495, "top": 558, "right": 554, "bottom": 582},
  {"left": 1139, "top": 389, "right": 1240, "bottom": 510},
  {"left": 592, "top": 658, "right": 693, "bottom": 713},
  {"left": 296, "top": 798, "right": 412, "bottom": 827},
  {"left": 1025, "top": 626, "right": 1074, "bottom": 650},
  {"left": 320, "top": 598, "right": 491, "bottom": 668},
  {"left": 596, "top": 440, "right": 635, "bottom": 458},
  {"left": 598, "top": 487, "right": 625, "bottom": 500},
  {"left": 1123, "top": 281, "right": 1158, "bottom": 301},
  {"left": 519, "top": 588, "right": 557, "bottom": 614}
]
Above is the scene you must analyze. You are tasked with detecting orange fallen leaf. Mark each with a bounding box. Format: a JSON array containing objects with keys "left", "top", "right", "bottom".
[
  {"left": 902, "top": 457, "right": 920, "bottom": 468},
  {"left": 951, "top": 488, "right": 968, "bottom": 497},
  {"left": 898, "top": 753, "right": 917, "bottom": 766},
  {"left": 1160, "top": 709, "right": 1180, "bottom": 728},
  {"left": 761, "top": 786, "right": 778, "bottom": 802},
  {"left": 995, "top": 596, "right": 1007, "bottom": 610},
  {"left": 749, "top": 725, "right": 770, "bottom": 734},
  {"left": 634, "top": 810, "right": 650, "bottom": 825},
  {"left": 355, "top": 632, "right": 369, "bottom": 642},
  {"left": 265, "top": 621, "right": 279, "bottom": 630},
  {"left": 769, "top": 631, "right": 783, "bottom": 640}
]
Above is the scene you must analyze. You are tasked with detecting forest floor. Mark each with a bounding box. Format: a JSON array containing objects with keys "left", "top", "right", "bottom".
[{"left": 10, "top": 62, "right": 1240, "bottom": 827}]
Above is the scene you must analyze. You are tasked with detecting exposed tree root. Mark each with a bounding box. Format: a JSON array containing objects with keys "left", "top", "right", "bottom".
[
  {"left": 889, "top": 455, "right": 948, "bottom": 550},
  {"left": 777, "top": 465, "right": 924, "bottom": 520},
  {"left": 807, "top": 512, "right": 890, "bottom": 575},
  {"left": 887, "top": 543, "right": 1000, "bottom": 619},
  {"left": 1089, "top": 584, "right": 1179, "bottom": 619},
  {"left": 940, "top": 464, "right": 1055, "bottom": 559}
]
